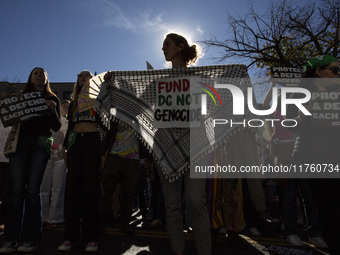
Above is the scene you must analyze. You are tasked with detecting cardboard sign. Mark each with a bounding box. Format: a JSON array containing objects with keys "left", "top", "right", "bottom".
[
  {"left": 154, "top": 77, "right": 201, "bottom": 128},
  {"left": 0, "top": 91, "right": 52, "bottom": 127},
  {"left": 271, "top": 66, "right": 302, "bottom": 87},
  {"left": 0, "top": 122, "right": 11, "bottom": 162},
  {"left": 310, "top": 91, "right": 340, "bottom": 127}
]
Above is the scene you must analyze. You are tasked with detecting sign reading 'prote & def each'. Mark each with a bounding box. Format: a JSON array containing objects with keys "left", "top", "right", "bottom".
[{"left": 0, "top": 91, "right": 52, "bottom": 127}]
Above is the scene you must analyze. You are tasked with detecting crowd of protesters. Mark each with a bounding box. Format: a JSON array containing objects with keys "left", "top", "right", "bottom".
[{"left": 0, "top": 34, "right": 339, "bottom": 254}]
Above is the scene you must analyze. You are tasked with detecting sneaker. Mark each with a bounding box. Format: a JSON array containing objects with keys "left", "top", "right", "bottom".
[
  {"left": 17, "top": 242, "right": 38, "bottom": 252},
  {"left": 271, "top": 218, "right": 280, "bottom": 223},
  {"left": 85, "top": 242, "right": 98, "bottom": 252},
  {"left": 309, "top": 236, "right": 328, "bottom": 248},
  {"left": 226, "top": 231, "right": 251, "bottom": 250},
  {"left": 218, "top": 227, "right": 227, "bottom": 234},
  {"left": 120, "top": 224, "right": 135, "bottom": 236},
  {"left": 143, "top": 214, "right": 153, "bottom": 221},
  {"left": 150, "top": 219, "right": 162, "bottom": 228},
  {"left": 286, "top": 234, "right": 303, "bottom": 246},
  {"left": 0, "top": 242, "right": 18, "bottom": 253},
  {"left": 58, "top": 240, "right": 78, "bottom": 251},
  {"left": 249, "top": 227, "right": 261, "bottom": 236},
  {"left": 45, "top": 223, "right": 58, "bottom": 230}
]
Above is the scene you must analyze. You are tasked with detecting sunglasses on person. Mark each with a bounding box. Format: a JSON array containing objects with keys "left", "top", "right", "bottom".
[{"left": 325, "top": 66, "right": 340, "bottom": 75}]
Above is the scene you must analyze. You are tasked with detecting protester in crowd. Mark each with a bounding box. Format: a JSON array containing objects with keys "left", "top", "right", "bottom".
[
  {"left": 0, "top": 67, "right": 61, "bottom": 253},
  {"left": 263, "top": 82, "right": 295, "bottom": 167},
  {"left": 41, "top": 100, "right": 70, "bottom": 230},
  {"left": 205, "top": 151, "right": 225, "bottom": 247},
  {"left": 305, "top": 55, "right": 340, "bottom": 254},
  {"left": 135, "top": 158, "right": 152, "bottom": 221},
  {"left": 207, "top": 148, "right": 266, "bottom": 246},
  {"left": 283, "top": 55, "right": 339, "bottom": 248},
  {"left": 220, "top": 178, "right": 246, "bottom": 245},
  {"left": 0, "top": 162, "right": 9, "bottom": 232},
  {"left": 99, "top": 68, "right": 151, "bottom": 235},
  {"left": 263, "top": 80, "right": 296, "bottom": 224},
  {"left": 58, "top": 71, "right": 106, "bottom": 252},
  {"left": 158, "top": 33, "right": 211, "bottom": 255},
  {"left": 99, "top": 116, "right": 151, "bottom": 236},
  {"left": 149, "top": 163, "right": 166, "bottom": 229},
  {"left": 221, "top": 129, "right": 266, "bottom": 239},
  {"left": 111, "top": 183, "right": 121, "bottom": 224}
]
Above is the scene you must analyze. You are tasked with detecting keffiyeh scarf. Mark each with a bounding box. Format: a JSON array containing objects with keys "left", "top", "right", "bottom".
[{"left": 94, "top": 65, "right": 257, "bottom": 181}]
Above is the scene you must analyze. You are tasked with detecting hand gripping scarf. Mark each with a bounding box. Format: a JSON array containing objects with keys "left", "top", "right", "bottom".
[{"left": 94, "top": 65, "right": 258, "bottom": 182}]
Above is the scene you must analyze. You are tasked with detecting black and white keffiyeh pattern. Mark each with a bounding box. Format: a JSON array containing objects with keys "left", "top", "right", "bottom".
[{"left": 94, "top": 65, "right": 257, "bottom": 181}]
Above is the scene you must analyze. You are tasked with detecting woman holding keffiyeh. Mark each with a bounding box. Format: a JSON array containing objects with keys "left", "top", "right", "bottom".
[{"left": 159, "top": 33, "right": 211, "bottom": 255}]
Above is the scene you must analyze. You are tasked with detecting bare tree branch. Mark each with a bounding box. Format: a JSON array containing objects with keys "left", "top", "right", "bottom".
[{"left": 201, "top": 0, "right": 340, "bottom": 73}]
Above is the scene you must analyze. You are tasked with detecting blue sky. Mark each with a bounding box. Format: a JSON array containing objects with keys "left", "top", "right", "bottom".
[{"left": 1, "top": 0, "right": 274, "bottom": 83}]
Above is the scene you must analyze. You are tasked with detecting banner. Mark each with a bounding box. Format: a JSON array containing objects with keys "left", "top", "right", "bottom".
[
  {"left": 271, "top": 66, "right": 302, "bottom": 87},
  {"left": 310, "top": 91, "right": 340, "bottom": 127},
  {"left": 3, "top": 123, "right": 20, "bottom": 157},
  {"left": 0, "top": 91, "right": 52, "bottom": 127},
  {"left": 94, "top": 65, "right": 257, "bottom": 180},
  {"left": 0, "top": 122, "right": 11, "bottom": 162},
  {"left": 154, "top": 77, "right": 201, "bottom": 128}
]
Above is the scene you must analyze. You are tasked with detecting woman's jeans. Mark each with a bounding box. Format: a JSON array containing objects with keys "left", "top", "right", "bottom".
[
  {"left": 41, "top": 151, "right": 67, "bottom": 224},
  {"left": 63, "top": 132, "right": 101, "bottom": 243},
  {"left": 4, "top": 135, "right": 51, "bottom": 243},
  {"left": 158, "top": 168, "right": 211, "bottom": 255}
]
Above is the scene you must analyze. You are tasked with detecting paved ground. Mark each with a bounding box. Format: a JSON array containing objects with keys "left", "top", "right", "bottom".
[
  {"left": 0, "top": 224, "right": 260, "bottom": 255},
  {"left": 0, "top": 218, "right": 332, "bottom": 255}
]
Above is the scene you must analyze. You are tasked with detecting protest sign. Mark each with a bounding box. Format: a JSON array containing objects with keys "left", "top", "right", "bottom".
[
  {"left": 271, "top": 66, "right": 302, "bottom": 87},
  {"left": 93, "top": 65, "right": 257, "bottom": 180},
  {"left": 154, "top": 77, "right": 202, "bottom": 128},
  {"left": 3, "top": 123, "right": 20, "bottom": 157},
  {"left": 0, "top": 122, "right": 11, "bottom": 162},
  {"left": 310, "top": 91, "right": 340, "bottom": 127},
  {"left": 0, "top": 91, "right": 52, "bottom": 127}
]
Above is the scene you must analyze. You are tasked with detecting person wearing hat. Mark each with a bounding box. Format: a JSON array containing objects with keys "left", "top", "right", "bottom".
[{"left": 282, "top": 55, "right": 339, "bottom": 249}]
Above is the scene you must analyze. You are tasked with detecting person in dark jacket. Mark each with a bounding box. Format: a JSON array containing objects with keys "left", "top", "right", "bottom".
[
  {"left": 0, "top": 67, "right": 61, "bottom": 253},
  {"left": 282, "top": 55, "right": 339, "bottom": 249}
]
